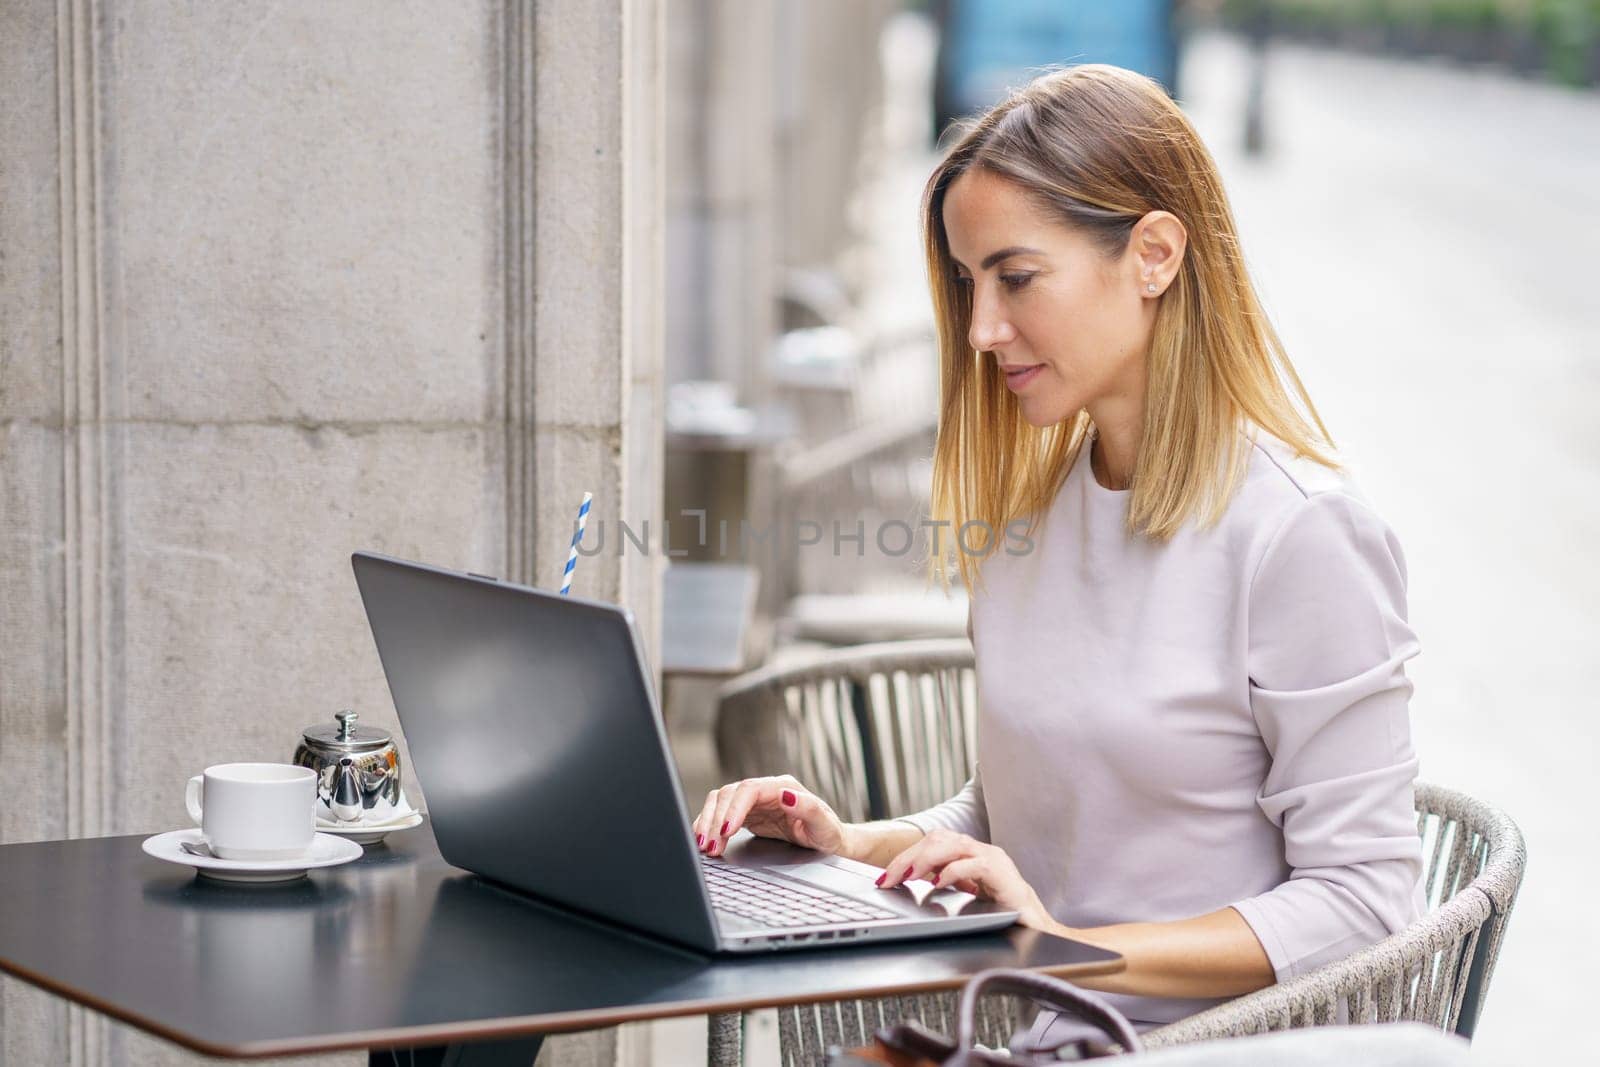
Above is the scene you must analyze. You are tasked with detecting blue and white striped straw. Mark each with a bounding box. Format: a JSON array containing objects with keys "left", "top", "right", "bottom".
[{"left": 559, "top": 491, "right": 592, "bottom": 596}]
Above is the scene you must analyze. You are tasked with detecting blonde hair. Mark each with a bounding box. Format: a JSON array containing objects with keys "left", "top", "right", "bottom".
[{"left": 925, "top": 65, "right": 1337, "bottom": 591}]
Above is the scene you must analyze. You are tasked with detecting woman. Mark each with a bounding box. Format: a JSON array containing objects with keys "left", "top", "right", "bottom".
[{"left": 693, "top": 64, "right": 1424, "bottom": 1035}]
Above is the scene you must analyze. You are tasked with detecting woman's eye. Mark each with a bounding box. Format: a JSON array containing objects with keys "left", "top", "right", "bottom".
[
  {"left": 952, "top": 274, "right": 973, "bottom": 288},
  {"left": 1000, "top": 272, "right": 1034, "bottom": 291}
]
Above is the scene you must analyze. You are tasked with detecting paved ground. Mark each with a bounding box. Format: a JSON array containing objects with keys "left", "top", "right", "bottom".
[{"left": 1179, "top": 30, "right": 1599, "bottom": 1064}]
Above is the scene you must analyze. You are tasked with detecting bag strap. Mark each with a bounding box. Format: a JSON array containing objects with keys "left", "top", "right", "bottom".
[{"left": 954, "top": 968, "right": 1143, "bottom": 1057}]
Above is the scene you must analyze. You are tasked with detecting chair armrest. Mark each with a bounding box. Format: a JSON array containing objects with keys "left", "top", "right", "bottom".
[{"left": 1141, "top": 887, "right": 1493, "bottom": 1047}]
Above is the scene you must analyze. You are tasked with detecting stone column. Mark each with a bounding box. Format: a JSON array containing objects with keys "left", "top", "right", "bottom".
[{"left": 0, "top": 1, "right": 663, "bottom": 1064}]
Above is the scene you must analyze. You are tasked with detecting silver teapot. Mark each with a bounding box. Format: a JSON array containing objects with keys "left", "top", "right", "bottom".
[{"left": 292, "top": 710, "right": 403, "bottom": 824}]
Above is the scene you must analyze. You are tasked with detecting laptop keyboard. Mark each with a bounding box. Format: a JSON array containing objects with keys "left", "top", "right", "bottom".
[{"left": 702, "top": 858, "right": 899, "bottom": 928}]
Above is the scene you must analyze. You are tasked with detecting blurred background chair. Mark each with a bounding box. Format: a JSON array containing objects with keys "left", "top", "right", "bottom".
[
  {"left": 706, "top": 639, "right": 1526, "bottom": 1065},
  {"left": 716, "top": 639, "right": 978, "bottom": 823},
  {"left": 708, "top": 640, "right": 1015, "bottom": 1066}
]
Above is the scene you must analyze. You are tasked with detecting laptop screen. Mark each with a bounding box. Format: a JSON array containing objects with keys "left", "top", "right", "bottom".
[{"left": 352, "top": 552, "right": 720, "bottom": 951}]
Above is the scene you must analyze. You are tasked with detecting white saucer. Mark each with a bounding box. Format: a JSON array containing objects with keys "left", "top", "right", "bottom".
[
  {"left": 142, "top": 829, "right": 363, "bottom": 884},
  {"left": 314, "top": 810, "right": 424, "bottom": 845}
]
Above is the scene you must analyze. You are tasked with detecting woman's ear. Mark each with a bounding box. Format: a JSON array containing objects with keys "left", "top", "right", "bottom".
[{"left": 1130, "top": 211, "right": 1187, "bottom": 297}]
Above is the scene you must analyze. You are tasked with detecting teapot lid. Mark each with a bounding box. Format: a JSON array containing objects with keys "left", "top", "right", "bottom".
[{"left": 302, "top": 710, "right": 391, "bottom": 753}]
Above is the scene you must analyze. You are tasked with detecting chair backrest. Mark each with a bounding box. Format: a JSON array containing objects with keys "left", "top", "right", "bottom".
[
  {"left": 1406, "top": 782, "right": 1525, "bottom": 1037},
  {"left": 715, "top": 640, "right": 1527, "bottom": 1044},
  {"left": 1145, "top": 780, "right": 1525, "bottom": 1046},
  {"left": 716, "top": 638, "right": 977, "bottom": 823}
]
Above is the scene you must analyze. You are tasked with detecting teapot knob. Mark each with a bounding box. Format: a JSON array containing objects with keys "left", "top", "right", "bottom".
[{"left": 335, "top": 709, "right": 358, "bottom": 743}]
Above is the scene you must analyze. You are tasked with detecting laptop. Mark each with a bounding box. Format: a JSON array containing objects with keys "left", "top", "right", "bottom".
[{"left": 350, "top": 551, "right": 1019, "bottom": 954}]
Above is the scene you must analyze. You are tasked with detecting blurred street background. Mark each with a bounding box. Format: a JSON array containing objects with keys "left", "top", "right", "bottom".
[
  {"left": 661, "top": 1, "right": 1598, "bottom": 1062},
  {"left": 1181, "top": 26, "right": 1597, "bottom": 1067}
]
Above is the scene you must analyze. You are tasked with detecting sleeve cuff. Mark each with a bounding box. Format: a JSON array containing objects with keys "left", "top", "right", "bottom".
[
  {"left": 893, "top": 810, "right": 985, "bottom": 840},
  {"left": 1229, "top": 897, "right": 1295, "bottom": 984},
  {"left": 894, "top": 813, "right": 939, "bottom": 835}
]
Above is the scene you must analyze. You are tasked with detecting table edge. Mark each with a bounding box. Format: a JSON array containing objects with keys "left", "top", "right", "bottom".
[{"left": 3, "top": 954, "right": 1124, "bottom": 1059}]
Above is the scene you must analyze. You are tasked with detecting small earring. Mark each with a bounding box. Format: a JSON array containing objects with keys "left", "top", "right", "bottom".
[{"left": 1146, "top": 282, "right": 1157, "bottom": 293}]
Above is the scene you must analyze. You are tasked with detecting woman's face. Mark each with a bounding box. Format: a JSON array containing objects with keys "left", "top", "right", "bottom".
[{"left": 941, "top": 168, "right": 1158, "bottom": 430}]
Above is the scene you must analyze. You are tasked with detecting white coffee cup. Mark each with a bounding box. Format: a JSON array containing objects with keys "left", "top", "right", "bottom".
[{"left": 185, "top": 763, "right": 317, "bottom": 861}]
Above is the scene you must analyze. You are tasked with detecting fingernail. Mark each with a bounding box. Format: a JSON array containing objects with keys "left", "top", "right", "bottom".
[
  {"left": 696, "top": 833, "right": 703, "bottom": 847},
  {"left": 720, "top": 821, "right": 729, "bottom": 836},
  {"left": 874, "top": 873, "right": 885, "bottom": 886},
  {"left": 930, "top": 873, "right": 940, "bottom": 886},
  {"left": 902, "top": 867, "right": 914, "bottom": 883},
  {"left": 781, "top": 789, "right": 796, "bottom": 806}
]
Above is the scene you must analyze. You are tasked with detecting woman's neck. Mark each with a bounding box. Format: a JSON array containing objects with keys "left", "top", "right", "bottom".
[
  {"left": 1085, "top": 377, "right": 1144, "bottom": 490},
  {"left": 1089, "top": 421, "right": 1140, "bottom": 491}
]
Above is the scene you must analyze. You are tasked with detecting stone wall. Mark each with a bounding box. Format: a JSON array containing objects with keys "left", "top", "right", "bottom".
[{"left": 0, "top": 1, "right": 662, "bottom": 1064}]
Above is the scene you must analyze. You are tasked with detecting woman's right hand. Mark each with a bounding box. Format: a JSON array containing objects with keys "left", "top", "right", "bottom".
[{"left": 692, "top": 774, "right": 847, "bottom": 858}]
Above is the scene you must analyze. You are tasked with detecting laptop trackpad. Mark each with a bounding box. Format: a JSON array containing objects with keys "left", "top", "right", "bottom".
[
  {"left": 790, "top": 857, "right": 983, "bottom": 917},
  {"left": 720, "top": 832, "right": 985, "bottom": 916}
]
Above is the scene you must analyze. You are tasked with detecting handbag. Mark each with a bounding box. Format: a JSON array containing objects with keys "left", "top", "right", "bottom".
[{"left": 829, "top": 967, "right": 1143, "bottom": 1065}]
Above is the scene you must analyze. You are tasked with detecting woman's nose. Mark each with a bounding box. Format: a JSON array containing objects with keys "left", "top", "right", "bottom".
[{"left": 967, "top": 286, "right": 1016, "bottom": 352}]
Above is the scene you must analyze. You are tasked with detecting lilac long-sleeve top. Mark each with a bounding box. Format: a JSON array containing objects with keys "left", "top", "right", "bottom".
[{"left": 899, "top": 427, "right": 1425, "bottom": 1030}]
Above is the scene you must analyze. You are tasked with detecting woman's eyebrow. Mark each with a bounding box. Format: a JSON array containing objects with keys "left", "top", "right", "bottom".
[
  {"left": 949, "top": 245, "right": 1044, "bottom": 273},
  {"left": 978, "top": 246, "right": 1043, "bottom": 269}
]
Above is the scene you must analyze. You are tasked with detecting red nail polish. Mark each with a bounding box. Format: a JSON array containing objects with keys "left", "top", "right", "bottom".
[
  {"left": 930, "top": 873, "right": 940, "bottom": 886},
  {"left": 781, "top": 790, "right": 796, "bottom": 806},
  {"left": 874, "top": 873, "right": 885, "bottom": 886},
  {"left": 720, "top": 821, "right": 729, "bottom": 836},
  {"left": 696, "top": 833, "right": 703, "bottom": 847},
  {"left": 902, "top": 867, "right": 914, "bottom": 883}
]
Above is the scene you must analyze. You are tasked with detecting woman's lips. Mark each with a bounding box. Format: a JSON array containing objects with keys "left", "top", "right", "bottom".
[{"left": 1003, "top": 364, "right": 1043, "bottom": 391}]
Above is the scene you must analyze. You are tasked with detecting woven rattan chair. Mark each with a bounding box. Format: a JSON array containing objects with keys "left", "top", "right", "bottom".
[
  {"left": 703, "top": 639, "right": 1526, "bottom": 1065},
  {"left": 1139, "top": 781, "right": 1525, "bottom": 1048}
]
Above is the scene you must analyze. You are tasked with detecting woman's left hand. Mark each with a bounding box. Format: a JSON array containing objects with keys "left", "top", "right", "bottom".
[{"left": 877, "top": 829, "right": 1054, "bottom": 930}]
